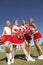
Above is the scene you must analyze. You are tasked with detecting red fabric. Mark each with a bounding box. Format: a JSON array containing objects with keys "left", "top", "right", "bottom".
[
  {"left": 0, "top": 36, "right": 5, "bottom": 45},
  {"left": 24, "top": 34, "right": 32, "bottom": 41},
  {"left": 34, "top": 32, "right": 42, "bottom": 41},
  {"left": 11, "top": 35, "right": 23, "bottom": 45},
  {"left": 0, "top": 35, "right": 23, "bottom": 45},
  {"left": 3, "top": 35, "right": 11, "bottom": 42}
]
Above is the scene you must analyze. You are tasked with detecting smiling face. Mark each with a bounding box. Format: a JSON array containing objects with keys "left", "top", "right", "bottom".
[
  {"left": 6, "top": 20, "right": 11, "bottom": 27},
  {"left": 14, "top": 20, "right": 18, "bottom": 26},
  {"left": 29, "top": 18, "right": 34, "bottom": 24},
  {"left": 22, "top": 20, "right": 26, "bottom": 25}
]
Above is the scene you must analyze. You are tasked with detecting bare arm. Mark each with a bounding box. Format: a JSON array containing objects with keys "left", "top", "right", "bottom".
[{"left": 30, "top": 22, "right": 38, "bottom": 30}]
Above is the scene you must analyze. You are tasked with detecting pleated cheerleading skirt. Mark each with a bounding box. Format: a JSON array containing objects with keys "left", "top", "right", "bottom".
[
  {"left": 11, "top": 35, "right": 23, "bottom": 45},
  {"left": 0, "top": 35, "right": 24, "bottom": 45},
  {"left": 0, "top": 35, "right": 11, "bottom": 45},
  {"left": 3, "top": 35, "right": 11, "bottom": 42},
  {"left": 34, "top": 31, "right": 42, "bottom": 41}
]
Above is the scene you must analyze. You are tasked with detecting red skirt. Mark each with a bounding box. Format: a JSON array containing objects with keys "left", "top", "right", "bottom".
[
  {"left": 11, "top": 35, "right": 23, "bottom": 45},
  {"left": 34, "top": 31, "right": 42, "bottom": 41},
  {"left": 24, "top": 34, "right": 32, "bottom": 41},
  {"left": 3, "top": 35, "right": 11, "bottom": 42}
]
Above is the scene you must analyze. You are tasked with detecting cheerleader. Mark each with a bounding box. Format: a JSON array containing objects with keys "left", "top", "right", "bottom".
[
  {"left": 21, "top": 20, "right": 35, "bottom": 61},
  {"left": 2, "top": 20, "right": 12, "bottom": 65},
  {"left": 11, "top": 20, "right": 35, "bottom": 63},
  {"left": 29, "top": 18, "right": 43, "bottom": 60}
]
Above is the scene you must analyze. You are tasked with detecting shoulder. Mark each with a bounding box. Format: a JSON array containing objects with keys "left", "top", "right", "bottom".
[
  {"left": 3, "top": 26, "right": 7, "bottom": 30},
  {"left": 12, "top": 25, "right": 19, "bottom": 29}
]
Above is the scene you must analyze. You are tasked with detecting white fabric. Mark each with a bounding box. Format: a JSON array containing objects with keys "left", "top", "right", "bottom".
[
  {"left": 12, "top": 25, "right": 19, "bottom": 31},
  {"left": 3, "top": 27, "right": 11, "bottom": 35}
]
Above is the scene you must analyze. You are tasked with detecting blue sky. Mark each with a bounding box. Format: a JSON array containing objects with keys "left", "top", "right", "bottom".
[{"left": 0, "top": 0, "right": 43, "bottom": 45}]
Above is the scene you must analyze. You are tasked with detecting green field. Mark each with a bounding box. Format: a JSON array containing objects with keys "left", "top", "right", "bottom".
[{"left": 0, "top": 46, "right": 43, "bottom": 65}]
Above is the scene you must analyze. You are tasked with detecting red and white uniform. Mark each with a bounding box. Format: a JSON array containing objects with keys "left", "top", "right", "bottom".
[
  {"left": 11, "top": 25, "right": 23, "bottom": 45},
  {"left": 19, "top": 25, "right": 26, "bottom": 34},
  {"left": 18, "top": 25, "right": 26, "bottom": 39},
  {"left": 3, "top": 26, "right": 11, "bottom": 35},
  {"left": 0, "top": 26, "right": 12, "bottom": 45},
  {"left": 29, "top": 25, "right": 42, "bottom": 41},
  {"left": 33, "top": 31, "right": 42, "bottom": 41},
  {"left": 20, "top": 25, "right": 32, "bottom": 41},
  {"left": 3, "top": 26, "right": 12, "bottom": 42}
]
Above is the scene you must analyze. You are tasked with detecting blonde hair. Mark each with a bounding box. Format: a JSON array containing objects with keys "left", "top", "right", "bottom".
[{"left": 29, "top": 18, "right": 34, "bottom": 24}]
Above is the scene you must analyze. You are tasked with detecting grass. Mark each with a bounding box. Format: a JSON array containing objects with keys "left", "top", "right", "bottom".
[{"left": 0, "top": 46, "right": 43, "bottom": 65}]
